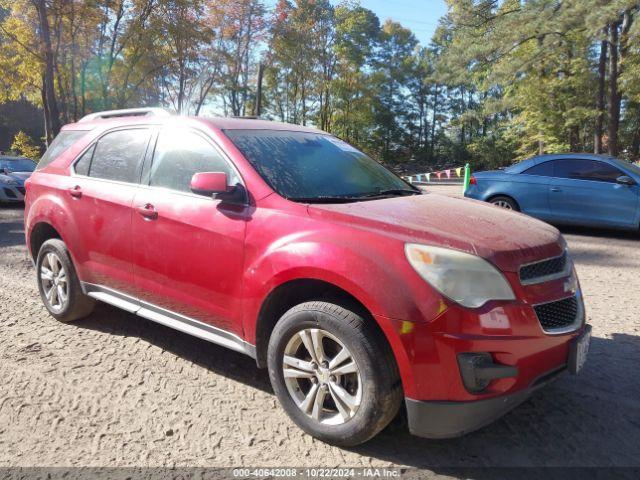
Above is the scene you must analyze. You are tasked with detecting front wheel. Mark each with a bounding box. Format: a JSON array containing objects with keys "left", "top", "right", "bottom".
[{"left": 267, "top": 301, "right": 402, "bottom": 446}]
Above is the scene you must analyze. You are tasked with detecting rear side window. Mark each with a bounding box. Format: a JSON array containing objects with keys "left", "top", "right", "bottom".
[
  {"left": 148, "top": 129, "right": 239, "bottom": 193},
  {"left": 522, "top": 161, "right": 553, "bottom": 177},
  {"left": 73, "top": 144, "right": 95, "bottom": 176},
  {"left": 554, "top": 159, "right": 622, "bottom": 183},
  {"left": 37, "top": 131, "right": 88, "bottom": 170},
  {"left": 89, "top": 129, "right": 149, "bottom": 183}
]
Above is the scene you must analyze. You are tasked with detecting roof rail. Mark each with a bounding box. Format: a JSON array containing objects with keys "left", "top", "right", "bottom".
[{"left": 78, "top": 107, "right": 172, "bottom": 123}]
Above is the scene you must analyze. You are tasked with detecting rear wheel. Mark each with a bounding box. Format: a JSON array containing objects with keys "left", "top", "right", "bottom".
[
  {"left": 267, "top": 301, "right": 402, "bottom": 446},
  {"left": 36, "top": 239, "right": 95, "bottom": 322},
  {"left": 489, "top": 195, "right": 519, "bottom": 211}
]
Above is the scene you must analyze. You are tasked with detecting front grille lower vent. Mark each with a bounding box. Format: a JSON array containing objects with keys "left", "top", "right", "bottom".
[
  {"left": 520, "top": 252, "right": 568, "bottom": 284},
  {"left": 534, "top": 296, "right": 580, "bottom": 332}
]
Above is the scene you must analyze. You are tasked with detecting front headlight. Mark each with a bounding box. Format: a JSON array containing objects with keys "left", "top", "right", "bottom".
[
  {"left": 0, "top": 177, "right": 17, "bottom": 186},
  {"left": 405, "top": 243, "right": 515, "bottom": 308}
]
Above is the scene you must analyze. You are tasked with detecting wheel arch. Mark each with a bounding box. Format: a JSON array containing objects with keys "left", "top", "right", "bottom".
[
  {"left": 29, "top": 221, "right": 62, "bottom": 260},
  {"left": 253, "top": 278, "right": 394, "bottom": 371},
  {"left": 486, "top": 193, "right": 520, "bottom": 210}
]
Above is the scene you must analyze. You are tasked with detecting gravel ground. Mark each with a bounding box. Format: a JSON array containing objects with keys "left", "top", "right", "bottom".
[{"left": 1, "top": 190, "right": 639, "bottom": 472}]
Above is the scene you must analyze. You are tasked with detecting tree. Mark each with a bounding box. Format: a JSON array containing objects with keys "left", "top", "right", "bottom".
[
  {"left": 10, "top": 130, "right": 40, "bottom": 159},
  {"left": 370, "top": 20, "right": 417, "bottom": 162}
]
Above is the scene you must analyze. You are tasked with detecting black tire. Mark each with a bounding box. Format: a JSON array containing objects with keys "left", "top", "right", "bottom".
[
  {"left": 489, "top": 195, "right": 519, "bottom": 211},
  {"left": 36, "top": 238, "right": 95, "bottom": 322},
  {"left": 267, "top": 301, "right": 403, "bottom": 446}
]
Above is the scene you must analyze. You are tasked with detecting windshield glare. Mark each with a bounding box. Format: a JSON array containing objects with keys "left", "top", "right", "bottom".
[
  {"left": 224, "top": 130, "right": 416, "bottom": 201},
  {"left": 0, "top": 158, "right": 36, "bottom": 173}
]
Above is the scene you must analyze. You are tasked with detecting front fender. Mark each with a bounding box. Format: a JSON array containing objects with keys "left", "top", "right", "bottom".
[{"left": 242, "top": 224, "right": 447, "bottom": 344}]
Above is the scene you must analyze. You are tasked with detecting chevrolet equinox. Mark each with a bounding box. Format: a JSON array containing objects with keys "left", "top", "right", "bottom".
[{"left": 24, "top": 108, "right": 591, "bottom": 446}]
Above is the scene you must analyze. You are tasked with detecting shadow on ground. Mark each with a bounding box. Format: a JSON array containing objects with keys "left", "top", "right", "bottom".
[
  {"left": 0, "top": 203, "right": 25, "bottom": 248},
  {"left": 75, "top": 303, "right": 640, "bottom": 470},
  {"left": 561, "top": 225, "right": 640, "bottom": 269},
  {"left": 75, "top": 303, "right": 272, "bottom": 394}
]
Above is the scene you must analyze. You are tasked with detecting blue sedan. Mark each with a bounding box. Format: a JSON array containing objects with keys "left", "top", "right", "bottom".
[{"left": 464, "top": 153, "right": 640, "bottom": 230}]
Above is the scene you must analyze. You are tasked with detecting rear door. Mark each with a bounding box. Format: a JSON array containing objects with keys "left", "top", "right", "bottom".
[
  {"left": 547, "top": 159, "right": 639, "bottom": 227},
  {"left": 130, "top": 127, "right": 249, "bottom": 336},
  {"left": 69, "top": 127, "right": 151, "bottom": 296}
]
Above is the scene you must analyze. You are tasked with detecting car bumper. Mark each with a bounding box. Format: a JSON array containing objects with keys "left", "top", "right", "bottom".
[
  {"left": 404, "top": 324, "right": 591, "bottom": 438},
  {"left": 405, "top": 366, "right": 564, "bottom": 438},
  {"left": 0, "top": 185, "right": 25, "bottom": 202}
]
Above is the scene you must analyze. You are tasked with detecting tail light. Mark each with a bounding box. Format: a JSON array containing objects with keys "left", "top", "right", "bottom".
[{"left": 469, "top": 175, "right": 477, "bottom": 185}]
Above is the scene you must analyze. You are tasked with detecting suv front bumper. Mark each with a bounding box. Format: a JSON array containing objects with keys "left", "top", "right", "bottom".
[
  {"left": 405, "top": 324, "right": 591, "bottom": 438},
  {"left": 405, "top": 367, "right": 562, "bottom": 438}
]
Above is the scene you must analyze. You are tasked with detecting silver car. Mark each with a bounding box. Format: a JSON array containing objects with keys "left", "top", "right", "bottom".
[{"left": 0, "top": 156, "right": 36, "bottom": 203}]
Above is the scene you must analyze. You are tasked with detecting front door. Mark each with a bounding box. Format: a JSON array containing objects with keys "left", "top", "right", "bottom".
[
  {"left": 547, "top": 159, "right": 638, "bottom": 228},
  {"left": 131, "top": 127, "right": 249, "bottom": 336}
]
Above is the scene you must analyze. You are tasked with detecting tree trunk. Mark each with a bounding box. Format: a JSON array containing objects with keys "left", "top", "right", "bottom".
[
  {"left": 41, "top": 81, "right": 51, "bottom": 146},
  {"left": 254, "top": 62, "right": 264, "bottom": 117},
  {"left": 34, "top": 0, "right": 61, "bottom": 141},
  {"left": 594, "top": 31, "right": 608, "bottom": 154},
  {"left": 608, "top": 22, "right": 620, "bottom": 157},
  {"left": 430, "top": 84, "right": 439, "bottom": 160}
]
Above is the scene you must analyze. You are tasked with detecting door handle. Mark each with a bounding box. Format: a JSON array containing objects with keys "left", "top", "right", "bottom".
[
  {"left": 135, "top": 203, "right": 158, "bottom": 220},
  {"left": 68, "top": 186, "right": 82, "bottom": 198},
  {"left": 550, "top": 187, "right": 562, "bottom": 192}
]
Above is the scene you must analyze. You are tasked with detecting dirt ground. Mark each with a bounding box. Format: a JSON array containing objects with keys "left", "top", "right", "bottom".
[{"left": 1, "top": 188, "right": 639, "bottom": 472}]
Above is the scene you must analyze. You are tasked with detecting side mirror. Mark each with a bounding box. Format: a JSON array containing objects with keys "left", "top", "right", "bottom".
[
  {"left": 616, "top": 175, "right": 636, "bottom": 186},
  {"left": 190, "top": 172, "right": 230, "bottom": 196}
]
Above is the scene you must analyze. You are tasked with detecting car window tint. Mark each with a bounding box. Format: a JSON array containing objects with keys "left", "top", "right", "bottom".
[
  {"left": 523, "top": 161, "right": 553, "bottom": 177},
  {"left": 89, "top": 129, "right": 149, "bottom": 183},
  {"left": 74, "top": 144, "right": 95, "bottom": 176},
  {"left": 149, "top": 129, "right": 239, "bottom": 193},
  {"left": 225, "top": 130, "right": 411, "bottom": 199},
  {"left": 37, "top": 130, "right": 88, "bottom": 170},
  {"left": 554, "top": 159, "right": 623, "bottom": 183}
]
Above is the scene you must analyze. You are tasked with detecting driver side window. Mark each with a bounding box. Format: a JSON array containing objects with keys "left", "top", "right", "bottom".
[
  {"left": 554, "top": 159, "right": 623, "bottom": 183},
  {"left": 148, "top": 129, "right": 239, "bottom": 193}
]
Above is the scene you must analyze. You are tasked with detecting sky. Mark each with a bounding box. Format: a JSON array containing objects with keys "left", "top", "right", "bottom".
[{"left": 356, "top": 0, "right": 448, "bottom": 45}]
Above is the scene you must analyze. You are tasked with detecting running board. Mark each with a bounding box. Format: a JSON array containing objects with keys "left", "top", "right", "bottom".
[{"left": 83, "top": 283, "right": 256, "bottom": 358}]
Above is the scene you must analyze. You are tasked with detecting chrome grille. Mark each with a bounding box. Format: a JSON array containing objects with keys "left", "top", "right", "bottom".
[{"left": 520, "top": 251, "right": 568, "bottom": 284}]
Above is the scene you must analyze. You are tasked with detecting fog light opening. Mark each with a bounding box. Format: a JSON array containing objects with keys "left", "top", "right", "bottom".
[{"left": 457, "top": 352, "right": 519, "bottom": 394}]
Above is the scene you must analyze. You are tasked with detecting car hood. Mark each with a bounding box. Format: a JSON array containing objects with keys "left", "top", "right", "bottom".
[
  {"left": 5, "top": 171, "right": 31, "bottom": 185},
  {"left": 307, "top": 193, "right": 563, "bottom": 273}
]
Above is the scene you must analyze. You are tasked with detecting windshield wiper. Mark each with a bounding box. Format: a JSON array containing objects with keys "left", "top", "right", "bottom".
[
  {"left": 288, "top": 195, "right": 365, "bottom": 203},
  {"left": 289, "top": 189, "right": 422, "bottom": 203},
  {"left": 360, "top": 188, "right": 422, "bottom": 198}
]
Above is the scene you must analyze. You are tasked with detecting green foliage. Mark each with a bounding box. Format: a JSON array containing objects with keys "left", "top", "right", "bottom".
[{"left": 1, "top": 0, "right": 640, "bottom": 166}]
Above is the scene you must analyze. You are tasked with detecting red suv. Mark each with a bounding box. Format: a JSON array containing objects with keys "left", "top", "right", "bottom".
[{"left": 24, "top": 108, "right": 591, "bottom": 446}]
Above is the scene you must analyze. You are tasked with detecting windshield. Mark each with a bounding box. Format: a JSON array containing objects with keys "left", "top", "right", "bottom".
[
  {"left": 0, "top": 158, "right": 36, "bottom": 173},
  {"left": 224, "top": 130, "right": 418, "bottom": 202},
  {"left": 616, "top": 158, "right": 640, "bottom": 177}
]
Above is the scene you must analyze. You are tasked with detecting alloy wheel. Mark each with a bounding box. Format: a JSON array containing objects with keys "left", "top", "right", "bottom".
[
  {"left": 40, "top": 252, "right": 68, "bottom": 312},
  {"left": 282, "top": 328, "right": 362, "bottom": 425},
  {"left": 492, "top": 199, "right": 513, "bottom": 209}
]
